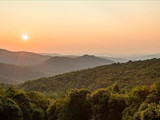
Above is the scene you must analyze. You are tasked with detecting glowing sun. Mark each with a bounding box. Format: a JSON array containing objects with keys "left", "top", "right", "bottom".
[{"left": 22, "top": 35, "right": 29, "bottom": 41}]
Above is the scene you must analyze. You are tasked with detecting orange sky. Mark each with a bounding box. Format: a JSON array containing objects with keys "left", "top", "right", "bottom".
[{"left": 0, "top": 1, "right": 160, "bottom": 55}]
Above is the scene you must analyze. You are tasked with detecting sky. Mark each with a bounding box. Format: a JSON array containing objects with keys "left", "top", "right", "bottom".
[{"left": 0, "top": 1, "right": 160, "bottom": 56}]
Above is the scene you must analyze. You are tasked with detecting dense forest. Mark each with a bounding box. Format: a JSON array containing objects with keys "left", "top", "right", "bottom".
[
  {"left": 19, "top": 58, "right": 160, "bottom": 96},
  {"left": 1, "top": 81, "right": 160, "bottom": 120}
]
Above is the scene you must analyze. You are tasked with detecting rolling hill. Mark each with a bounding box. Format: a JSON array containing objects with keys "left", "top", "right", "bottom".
[
  {"left": 18, "top": 58, "right": 160, "bottom": 95},
  {"left": 0, "top": 49, "right": 51, "bottom": 65},
  {"left": 33, "top": 54, "right": 114, "bottom": 74}
]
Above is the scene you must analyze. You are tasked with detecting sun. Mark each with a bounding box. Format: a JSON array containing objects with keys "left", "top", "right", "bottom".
[{"left": 22, "top": 35, "right": 29, "bottom": 41}]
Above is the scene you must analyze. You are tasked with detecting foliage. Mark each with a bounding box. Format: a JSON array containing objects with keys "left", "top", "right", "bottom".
[
  {"left": 123, "top": 81, "right": 160, "bottom": 120},
  {"left": 2, "top": 75, "right": 160, "bottom": 120},
  {"left": 47, "top": 89, "right": 92, "bottom": 120},
  {"left": 0, "top": 96, "right": 23, "bottom": 120},
  {"left": 90, "top": 88, "right": 126, "bottom": 120},
  {"left": 5, "top": 88, "right": 33, "bottom": 120},
  {"left": 26, "top": 91, "right": 50, "bottom": 110},
  {"left": 31, "top": 107, "right": 44, "bottom": 120},
  {"left": 0, "top": 87, "right": 50, "bottom": 120}
]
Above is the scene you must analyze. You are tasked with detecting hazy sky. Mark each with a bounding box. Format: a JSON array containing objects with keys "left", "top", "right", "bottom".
[{"left": 0, "top": 1, "right": 160, "bottom": 55}]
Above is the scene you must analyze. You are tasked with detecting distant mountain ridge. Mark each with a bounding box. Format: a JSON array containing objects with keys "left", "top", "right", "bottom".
[
  {"left": 128, "top": 54, "right": 160, "bottom": 61},
  {"left": 0, "top": 49, "right": 51, "bottom": 65}
]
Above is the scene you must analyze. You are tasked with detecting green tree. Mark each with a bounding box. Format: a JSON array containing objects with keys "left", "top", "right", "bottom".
[
  {"left": 6, "top": 88, "right": 33, "bottom": 120},
  {"left": 26, "top": 91, "right": 50, "bottom": 110},
  {"left": 91, "top": 88, "right": 126, "bottom": 120},
  {"left": 31, "top": 107, "right": 44, "bottom": 120},
  {"left": 0, "top": 96, "right": 23, "bottom": 120},
  {"left": 134, "top": 103, "right": 160, "bottom": 120},
  {"left": 47, "top": 89, "right": 92, "bottom": 120},
  {"left": 122, "top": 86, "right": 149, "bottom": 120},
  {"left": 65, "top": 89, "right": 92, "bottom": 120}
]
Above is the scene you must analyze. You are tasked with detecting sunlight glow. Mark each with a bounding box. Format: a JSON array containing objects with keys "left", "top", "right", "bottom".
[{"left": 22, "top": 35, "right": 28, "bottom": 41}]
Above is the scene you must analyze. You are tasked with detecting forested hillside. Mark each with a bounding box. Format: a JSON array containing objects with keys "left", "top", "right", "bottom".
[
  {"left": 1, "top": 81, "right": 160, "bottom": 120},
  {"left": 19, "top": 58, "right": 160, "bottom": 95}
]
